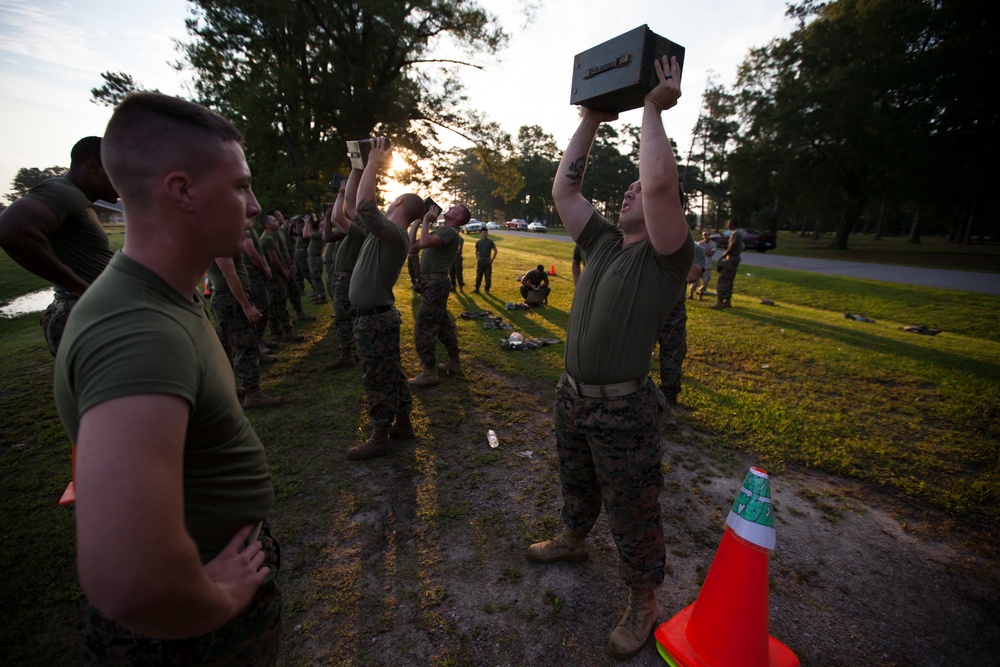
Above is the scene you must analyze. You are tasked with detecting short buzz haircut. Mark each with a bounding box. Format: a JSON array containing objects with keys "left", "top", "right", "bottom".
[
  {"left": 454, "top": 204, "right": 471, "bottom": 225},
  {"left": 70, "top": 136, "right": 102, "bottom": 167},
  {"left": 397, "top": 193, "right": 424, "bottom": 223},
  {"left": 101, "top": 92, "right": 244, "bottom": 202}
]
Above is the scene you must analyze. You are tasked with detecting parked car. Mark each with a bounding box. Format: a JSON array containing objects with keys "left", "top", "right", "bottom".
[
  {"left": 708, "top": 228, "right": 777, "bottom": 253},
  {"left": 486, "top": 221, "right": 501, "bottom": 230},
  {"left": 506, "top": 218, "right": 528, "bottom": 230},
  {"left": 464, "top": 219, "right": 485, "bottom": 233},
  {"left": 527, "top": 222, "right": 547, "bottom": 233}
]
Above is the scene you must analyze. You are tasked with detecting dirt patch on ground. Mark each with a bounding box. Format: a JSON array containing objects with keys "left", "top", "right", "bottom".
[{"left": 274, "top": 368, "right": 1000, "bottom": 667}]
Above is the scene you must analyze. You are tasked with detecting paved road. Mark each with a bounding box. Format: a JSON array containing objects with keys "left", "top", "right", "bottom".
[{"left": 493, "top": 230, "right": 1000, "bottom": 296}]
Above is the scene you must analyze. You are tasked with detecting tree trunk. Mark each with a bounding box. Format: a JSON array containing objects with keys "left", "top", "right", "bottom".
[
  {"left": 831, "top": 197, "right": 864, "bottom": 250},
  {"left": 907, "top": 210, "right": 922, "bottom": 244},
  {"left": 963, "top": 203, "right": 976, "bottom": 245},
  {"left": 874, "top": 191, "right": 886, "bottom": 241}
]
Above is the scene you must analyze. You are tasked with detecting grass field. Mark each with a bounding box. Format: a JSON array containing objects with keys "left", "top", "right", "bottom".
[{"left": 1, "top": 228, "right": 998, "bottom": 663}]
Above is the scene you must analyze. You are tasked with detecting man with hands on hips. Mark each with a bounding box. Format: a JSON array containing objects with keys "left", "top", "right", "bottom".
[{"left": 54, "top": 92, "right": 281, "bottom": 665}]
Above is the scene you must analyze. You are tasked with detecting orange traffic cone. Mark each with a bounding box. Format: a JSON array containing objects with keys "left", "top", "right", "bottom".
[
  {"left": 655, "top": 467, "right": 799, "bottom": 667},
  {"left": 548, "top": 264, "right": 556, "bottom": 276}
]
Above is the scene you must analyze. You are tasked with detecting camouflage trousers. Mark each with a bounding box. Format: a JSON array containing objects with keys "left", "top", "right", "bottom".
[
  {"left": 285, "top": 262, "right": 302, "bottom": 311},
  {"left": 449, "top": 256, "right": 464, "bottom": 289},
  {"left": 554, "top": 376, "right": 668, "bottom": 590},
  {"left": 40, "top": 295, "right": 78, "bottom": 357},
  {"left": 266, "top": 276, "right": 292, "bottom": 335},
  {"left": 84, "top": 523, "right": 282, "bottom": 666},
  {"left": 293, "top": 249, "right": 310, "bottom": 292},
  {"left": 715, "top": 256, "right": 741, "bottom": 301},
  {"left": 332, "top": 273, "right": 355, "bottom": 352},
  {"left": 211, "top": 293, "right": 260, "bottom": 391},
  {"left": 247, "top": 266, "right": 270, "bottom": 342},
  {"left": 354, "top": 307, "right": 411, "bottom": 430},
  {"left": 414, "top": 275, "right": 459, "bottom": 367},
  {"left": 474, "top": 258, "right": 492, "bottom": 291},
  {"left": 308, "top": 255, "right": 324, "bottom": 298},
  {"left": 656, "top": 299, "right": 687, "bottom": 404},
  {"left": 691, "top": 266, "right": 712, "bottom": 295},
  {"left": 324, "top": 259, "right": 336, "bottom": 302},
  {"left": 407, "top": 253, "right": 421, "bottom": 287}
]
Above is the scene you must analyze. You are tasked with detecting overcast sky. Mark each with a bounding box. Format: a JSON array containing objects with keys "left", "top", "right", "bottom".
[{"left": 0, "top": 0, "right": 795, "bottom": 206}]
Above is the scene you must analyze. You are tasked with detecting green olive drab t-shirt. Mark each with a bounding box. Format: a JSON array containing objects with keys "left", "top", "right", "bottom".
[
  {"left": 54, "top": 252, "right": 273, "bottom": 562},
  {"left": 349, "top": 205, "right": 409, "bottom": 309},
  {"left": 565, "top": 210, "right": 694, "bottom": 385},
  {"left": 26, "top": 176, "right": 113, "bottom": 299},
  {"left": 333, "top": 223, "right": 368, "bottom": 273},
  {"left": 260, "top": 232, "right": 280, "bottom": 267},
  {"left": 276, "top": 228, "right": 292, "bottom": 262},
  {"left": 420, "top": 226, "right": 460, "bottom": 274},
  {"left": 243, "top": 228, "right": 265, "bottom": 275},
  {"left": 475, "top": 237, "right": 496, "bottom": 259},
  {"left": 728, "top": 229, "right": 744, "bottom": 259},
  {"left": 207, "top": 253, "right": 250, "bottom": 299},
  {"left": 307, "top": 231, "right": 324, "bottom": 257}
]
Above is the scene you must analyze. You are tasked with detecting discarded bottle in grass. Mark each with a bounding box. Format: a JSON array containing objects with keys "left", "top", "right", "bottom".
[{"left": 487, "top": 429, "right": 499, "bottom": 448}]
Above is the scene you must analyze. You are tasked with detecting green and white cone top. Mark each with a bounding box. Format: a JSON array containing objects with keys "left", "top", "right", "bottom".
[{"left": 725, "top": 467, "right": 776, "bottom": 552}]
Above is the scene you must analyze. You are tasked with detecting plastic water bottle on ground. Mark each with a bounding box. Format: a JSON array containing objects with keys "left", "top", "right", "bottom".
[{"left": 487, "top": 429, "right": 499, "bottom": 448}]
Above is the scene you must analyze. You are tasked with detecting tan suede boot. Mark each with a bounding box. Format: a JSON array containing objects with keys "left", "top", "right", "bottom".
[
  {"left": 408, "top": 365, "right": 440, "bottom": 387},
  {"left": 347, "top": 428, "right": 392, "bottom": 460},
  {"left": 436, "top": 355, "right": 462, "bottom": 375},
  {"left": 608, "top": 588, "right": 660, "bottom": 660},
  {"left": 710, "top": 298, "right": 731, "bottom": 310},
  {"left": 326, "top": 349, "right": 356, "bottom": 370},
  {"left": 526, "top": 528, "right": 589, "bottom": 563},
  {"left": 388, "top": 412, "right": 414, "bottom": 440},
  {"left": 607, "top": 588, "right": 659, "bottom": 660},
  {"left": 243, "top": 389, "right": 284, "bottom": 409}
]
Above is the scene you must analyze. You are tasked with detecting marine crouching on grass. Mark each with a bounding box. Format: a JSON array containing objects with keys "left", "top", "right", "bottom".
[{"left": 528, "top": 55, "right": 693, "bottom": 661}]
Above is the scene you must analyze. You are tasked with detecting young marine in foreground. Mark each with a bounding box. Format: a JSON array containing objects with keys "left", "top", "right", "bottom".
[{"left": 54, "top": 92, "right": 281, "bottom": 665}]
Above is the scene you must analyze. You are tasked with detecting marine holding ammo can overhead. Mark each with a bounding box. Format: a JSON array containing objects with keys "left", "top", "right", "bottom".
[
  {"left": 570, "top": 25, "right": 686, "bottom": 114},
  {"left": 346, "top": 138, "right": 391, "bottom": 170}
]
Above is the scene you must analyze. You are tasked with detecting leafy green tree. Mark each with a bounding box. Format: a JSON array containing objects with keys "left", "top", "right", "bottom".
[
  {"left": 6, "top": 166, "right": 67, "bottom": 202},
  {"left": 178, "top": 0, "right": 509, "bottom": 213},
  {"left": 512, "top": 125, "right": 558, "bottom": 224},
  {"left": 688, "top": 74, "right": 738, "bottom": 230},
  {"left": 91, "top": 72, "right": 155, "bottom": 107},
  {"left": 732, "top": 0, "right": 990, "bottom": 248}
]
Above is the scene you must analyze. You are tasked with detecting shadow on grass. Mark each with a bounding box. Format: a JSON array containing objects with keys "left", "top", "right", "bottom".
[{"left": 719, "top": 305, "right": 1000, "bottom": 384}]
